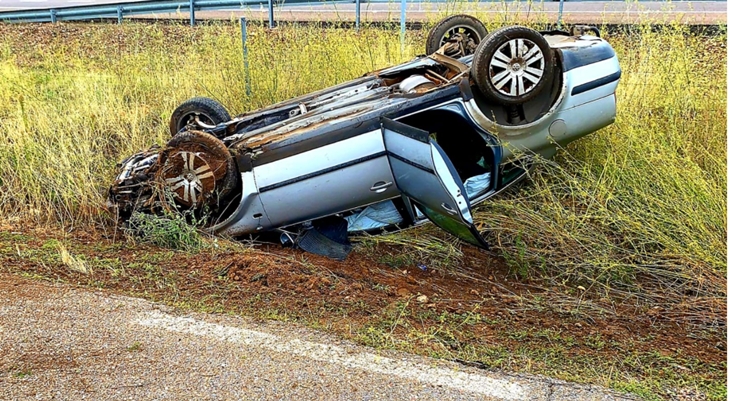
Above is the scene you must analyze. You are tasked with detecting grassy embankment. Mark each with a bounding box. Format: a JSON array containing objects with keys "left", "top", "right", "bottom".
[{"left": 0, "top": 13, "right": 726, "bottom": 400}]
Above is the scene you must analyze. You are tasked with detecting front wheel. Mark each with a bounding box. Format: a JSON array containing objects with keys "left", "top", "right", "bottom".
[
  {"left": 471, "top": 26, "right": 555, "bottom": 106},
  {"left": 168, "top": 97, "right": 231, "bottom": 136},
  {"left": 157, "top": 130, "right": 238, "bottom": 213},
  {"left": 425, "top": 14, "right": 488, "bottom": 57}
]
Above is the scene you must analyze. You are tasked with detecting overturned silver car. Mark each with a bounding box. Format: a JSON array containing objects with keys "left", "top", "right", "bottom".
[{"left": 108, "top": 16, "right": 621, "bottom": 259}]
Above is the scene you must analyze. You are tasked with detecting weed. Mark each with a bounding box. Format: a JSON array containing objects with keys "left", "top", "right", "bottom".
[
  {"left": 127, "top": 341, "right": 142, "bottom": 351},
  {"left": 378, "top": 253, "right": 415, "bottom": 269},
  {"left": 355, "top": 229, "right": 464, "bottom": 270},
  {"left": 18, "top": 271, "right": 53, "bottom": 281},
  {"left": 372, "top": 283, "right": 392, "bottom": 293},
  {"left": 508, "top": 329, "right": 529, "bottom": 341},
  {"left": 13, "top": 369, "right": 32, "bottom": 378},
  {"left": 125, "top": 211, "right": 204, "bottom": 252},
  {"left": 41, "top": 239, "right": 61, "bottom": 250},
  {"left": 585, "top": 333, "right": 607, "bottom": 350},
  {"left": 502, "top": 233, "right": 530, "bottom": 279},
  {"left": 58, "top": 244, "right": 91, "bottom": 275}
]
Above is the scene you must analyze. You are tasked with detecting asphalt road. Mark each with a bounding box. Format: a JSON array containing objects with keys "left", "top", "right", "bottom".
[
  {"left": 0, "top": 0, "right": 726, "bottom": 25},
  {"left": 0, "top": 274, "right": 635, "bottom": 401}
]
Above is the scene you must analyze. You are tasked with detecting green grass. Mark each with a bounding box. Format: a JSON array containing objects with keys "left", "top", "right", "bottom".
[{"left": 126, "top": 210, "right": 206, "bottom": 251}]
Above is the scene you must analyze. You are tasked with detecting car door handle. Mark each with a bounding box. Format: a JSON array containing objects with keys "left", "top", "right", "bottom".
[
  {"left": 441, "top": 202, "right": 457, "bottom": 215},
  {"left": 370, "top": 181, "right": 393, "bottom": 193}
]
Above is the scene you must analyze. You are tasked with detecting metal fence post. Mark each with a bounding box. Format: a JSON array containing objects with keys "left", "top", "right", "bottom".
[
  {"left": 240, "top": 17, "right": 252, "bottom": 97},
  {"left": 355, "top": 0, "right": 360, "bottom": 31},
  {"left": 50, "top": 9, "right": 57, "bottom": 23},
  {"left": 399, "top": 0, "right": 406, "bottom": 50},
  {"left": 117, "top": 5, "right": 123, "bottom": 24},
  {"left": 557, "top": 0, "right": 564, "bottom": 29},
  {"left": 268, "top": 0, "right": 275, "bottom": 28},
  {"left": 189, "top": 0, "right": 195, "bottom": 26}
]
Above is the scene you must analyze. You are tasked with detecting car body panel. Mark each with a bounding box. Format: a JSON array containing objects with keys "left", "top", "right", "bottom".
[
  {"left": 259, "top": 157, "right": 397, "bottom": 229},
  {"left": 254, "top": 129, "right": 398, "bottom": 228},
  {"left": 217, "top": 34, "right": 620, "bottom": 236},
  {"left": 212, "top": 171, "right": 271, "bottom": 235},
  {"left": 382, "top": 118, "right": 489, "bottom": 248},
  {"left": 109, "top": 27, "right": 621, "bottom": 253},
  {"left": 563, "top": 57, "right": 621, "bottom": 108}
]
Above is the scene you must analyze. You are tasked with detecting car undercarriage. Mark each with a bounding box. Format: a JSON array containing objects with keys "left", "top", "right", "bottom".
[{"left": 108, "top": 17, "right": 620, "bottom": 259}]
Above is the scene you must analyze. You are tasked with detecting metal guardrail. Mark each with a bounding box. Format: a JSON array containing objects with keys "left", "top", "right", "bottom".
[
  {"left": 0, "top": 0, "right": 284, "bottom": 25},
  {"left": 0, "top": 0, "right": 475, "bottom": 40},
  {"left": 0, "top": 0, "right": 570, "bottom": 30},
  {"left": 0, "top": 0, "right": 724, "bottom": 27}
]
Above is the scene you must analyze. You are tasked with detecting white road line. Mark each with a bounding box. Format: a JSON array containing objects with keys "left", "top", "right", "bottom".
[{"left": 137, "top": 311, "right": 529, "bottom": 400}]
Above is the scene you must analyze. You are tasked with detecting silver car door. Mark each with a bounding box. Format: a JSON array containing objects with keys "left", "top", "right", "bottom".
[
  {"left": 253, "top": 128, "right": 399, "bottom": 229},
  {"left": 381, "top": 118, "right": 489, "bottom": 249}
]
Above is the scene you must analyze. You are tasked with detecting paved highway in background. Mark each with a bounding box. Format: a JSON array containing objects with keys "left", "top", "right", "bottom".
[{"left": 0, "top": 0, "right": 726, "bottom": 25}]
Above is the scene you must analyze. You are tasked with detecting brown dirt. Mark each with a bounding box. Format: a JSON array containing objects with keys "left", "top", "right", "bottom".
[{"left": 1, "top": 226, "right": 725, "bottom": 375}]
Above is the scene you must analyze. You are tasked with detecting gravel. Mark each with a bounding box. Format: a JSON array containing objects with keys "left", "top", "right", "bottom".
[{"left": 0, "top": 274, "right": 635, "bottom": 400}]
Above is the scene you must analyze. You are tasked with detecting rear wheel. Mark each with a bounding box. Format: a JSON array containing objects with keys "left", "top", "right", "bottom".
[
  {"left": 157, "top": 130, "right": 238, "bottom": 213},
  {"left": 425, "top": 15, "right": 488, "bottom": 57},
  {"left": 169, "top": 97, "right": 231, "bottom": 136},
  {"left": 471, "top": 26, "right": 554, "bottom": 105}
]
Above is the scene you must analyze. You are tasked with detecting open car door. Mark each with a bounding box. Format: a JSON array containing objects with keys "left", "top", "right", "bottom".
[{"left": 381, "top": 118, "right": 489, "bottom": 249}]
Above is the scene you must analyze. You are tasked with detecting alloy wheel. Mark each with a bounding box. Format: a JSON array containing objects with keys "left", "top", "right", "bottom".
[{"left": 489, "top": 38, "right": 545, "bottom": 97}]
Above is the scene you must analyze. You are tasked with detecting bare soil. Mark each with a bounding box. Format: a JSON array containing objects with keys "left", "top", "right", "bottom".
[{"left": 0, "top": 225, "right": 725, "bottom": 400}]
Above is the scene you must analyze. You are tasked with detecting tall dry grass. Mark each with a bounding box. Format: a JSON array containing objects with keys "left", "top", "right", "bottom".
[
  {"left": 472, "top": 25, "right": 726, "bottom": 322},
  {"left": 0, "top": 20, "right": 725, "bottom": 322},
  {"left": 0, "top": 22, "right": 417, "bottom": 225}
]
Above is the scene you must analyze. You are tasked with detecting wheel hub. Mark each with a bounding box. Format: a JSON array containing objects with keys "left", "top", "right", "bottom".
[
  {"left": 439, "top": 25, "right": 482, "bottom": 57},
  {"left": 161, "top": 151, "right": 218, "bottom": 208},
  {"left": 488, "top": 38, "right": 545, "bottom": 97}
]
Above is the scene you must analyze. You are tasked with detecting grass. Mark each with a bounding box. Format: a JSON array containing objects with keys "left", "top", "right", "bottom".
[
  {"left": 350, "top": 296, "right": 727, "bottom": 401},
  {"left": 0, "top": 11, "right": 726, "bottom": 401},
  {"left": 126, "top": 210, "right": 206, "bottom": 251}
]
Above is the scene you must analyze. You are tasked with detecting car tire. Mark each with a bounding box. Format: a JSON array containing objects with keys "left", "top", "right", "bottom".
[
  {"left": 425, "top": 14, "right": 488, "bottom": 57},
  {"left": 157, "top": 130, "right": 238, "bottom": 211},
  {"left": 169, "top": 97, "right": 231, "bottom": 136},
  {"left": 471, "top": 26, "right": 555, "bottom": 105}
]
